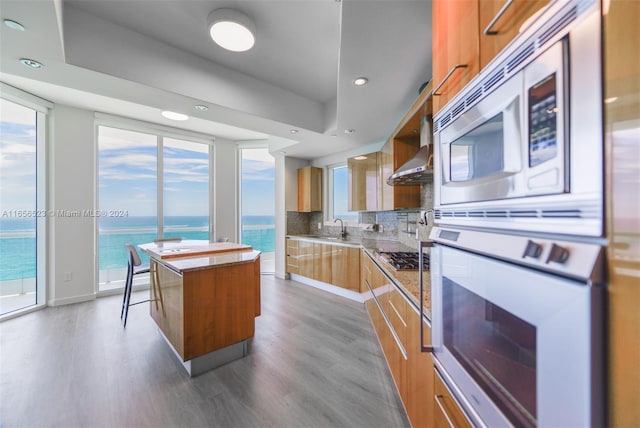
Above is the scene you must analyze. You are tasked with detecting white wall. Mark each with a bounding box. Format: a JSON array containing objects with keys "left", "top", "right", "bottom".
[
  {"left": 48, "top": 105, "right": 96, "bottom": 305},
  {"left": 213, "top": 140, "right": 238, "bottom": 242}
]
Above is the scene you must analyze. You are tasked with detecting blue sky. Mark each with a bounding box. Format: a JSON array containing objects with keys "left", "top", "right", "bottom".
[
  {"left": 0, "top": 99, "right": 36, "bottom": 213},
  {"left": 99, "top": 127, "right": 275, "bottom": 218},
  {"left": 241, "top": 148, "right": 275, "bottom": 216}
]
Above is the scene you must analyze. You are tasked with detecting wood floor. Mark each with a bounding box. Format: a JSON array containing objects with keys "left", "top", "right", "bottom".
[{"left": 0, "top": 275, "right": 410, "bottom": 428}]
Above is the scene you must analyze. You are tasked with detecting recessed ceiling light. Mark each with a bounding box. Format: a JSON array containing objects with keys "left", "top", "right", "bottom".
[
  {"left": 4, "top": 19, "right": 25, "bottom": 31},
  {"left": 604, "top": 97, "right": 618, "bottom": 104},
  {"left": 344, "top": 129, "right": 355, "bottom": 134},
  {"left": 208, "top": 9, "right": 256, "bottom": 52},
  {"left": 194, "top": 105, "right": 209, "bottom": 111},
  {"left": 290, "top": 129, "right": 299, "bottom": 134},
  {"left": 161, "top": 110, "right": 189, "bottom": 121},
  {"left": 354, "top": 155, "right": 368, "bottom": 160},
  {"left": 20, "top": 58, "right": 43, "bottom": 69},
  {"left": 353, "top": 77, "right": 368, "bottom": 86}
]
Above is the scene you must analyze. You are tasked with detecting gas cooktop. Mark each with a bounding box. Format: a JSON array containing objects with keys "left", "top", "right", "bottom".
[{"left": 377, "top": 251, "right": 430, "bottom": 271}]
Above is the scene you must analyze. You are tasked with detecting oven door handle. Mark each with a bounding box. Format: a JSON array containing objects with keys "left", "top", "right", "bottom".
[{"left": 420, "top": 240, "right": 435, "bottom": 353}]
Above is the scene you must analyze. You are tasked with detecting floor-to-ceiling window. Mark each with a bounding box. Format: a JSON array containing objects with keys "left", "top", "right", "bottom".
[
  {"left": 163, "top": 138, "right": 209, "bottom": 240},
  {"left": 97, "top": 124, "right": 211, "bottom": 292},
  {"left": 0, "top": 93, "right": 47, "bottom": 316},
  {"left": 239, "top": 147, "right": 275, "bottom": 273}
]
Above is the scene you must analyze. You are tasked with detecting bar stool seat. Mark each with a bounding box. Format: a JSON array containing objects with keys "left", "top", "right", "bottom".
[{"left": 120, "top": 243, "right": 150, "bottom": 327}]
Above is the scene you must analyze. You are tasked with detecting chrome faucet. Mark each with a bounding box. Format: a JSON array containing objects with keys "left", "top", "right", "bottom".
[{"left": 334, "top": 218, "right": 347, "bottom": 240}]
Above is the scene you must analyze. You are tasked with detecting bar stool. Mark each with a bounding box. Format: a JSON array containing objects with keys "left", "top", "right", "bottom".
[{"left": 120, "top": 244, "right": 150, "bottom": 327}]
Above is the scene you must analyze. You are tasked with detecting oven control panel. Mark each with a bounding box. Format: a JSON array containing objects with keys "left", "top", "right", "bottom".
[{"left": 428, "top": 226, "right": 605, "bottom": 283}]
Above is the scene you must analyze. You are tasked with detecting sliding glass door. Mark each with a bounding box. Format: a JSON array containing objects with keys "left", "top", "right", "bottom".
[
  {"left": 0, "top": 97, "right": 45, "bottom": 315},
  {"left": 162, "top": 138, "right": 210, "bottom": 240},
  {"left": 239, "top": 147, "right": 275, "bottom": 273},
  {"left": 97, "top": 126, "right": 158, "bottom": 291},
  {"left": 97, "top": 125, "right": 211, "bottom": 292}
]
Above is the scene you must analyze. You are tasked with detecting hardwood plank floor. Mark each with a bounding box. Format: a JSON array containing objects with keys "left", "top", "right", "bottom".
[{"left": 0, "top": 275, "right": 410, "bottom": 428}]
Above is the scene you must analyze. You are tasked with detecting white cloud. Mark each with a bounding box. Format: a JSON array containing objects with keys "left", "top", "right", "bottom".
[{"left": 0, "top": 99, "right": 35, "bottom": 125}]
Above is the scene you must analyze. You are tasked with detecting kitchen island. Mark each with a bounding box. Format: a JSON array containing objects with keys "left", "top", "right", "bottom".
[{"left": 139, "top": 240, "right": 261, "bottom": 376}]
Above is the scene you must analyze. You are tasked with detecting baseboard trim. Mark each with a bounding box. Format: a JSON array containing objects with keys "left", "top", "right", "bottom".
[
  {"left": 289, "top": 274, "right": 366, "bottom": 303},
  {"left": 48, "top": 292, "right": 96, "bottom": 307}
]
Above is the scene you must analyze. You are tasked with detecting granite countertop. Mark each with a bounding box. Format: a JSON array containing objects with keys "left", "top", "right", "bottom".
[
  {"left": 287, "top": 234, "right": 431, "bottom": 320},
  {"left": 139, "top": 240, "right": 260, "bottom": 273},
  {"left": 362, "top": 247, "right": 431, "bottom": 321}
]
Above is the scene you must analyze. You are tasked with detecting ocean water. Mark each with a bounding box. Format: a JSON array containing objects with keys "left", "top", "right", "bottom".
[{"left": 0, "top": 216, "right": 275, "bottom": 281}]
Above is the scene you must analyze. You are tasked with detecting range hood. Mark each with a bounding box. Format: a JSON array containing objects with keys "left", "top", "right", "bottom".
[{"left": 387, "top": 144, "right": 433, "bottom": 185}]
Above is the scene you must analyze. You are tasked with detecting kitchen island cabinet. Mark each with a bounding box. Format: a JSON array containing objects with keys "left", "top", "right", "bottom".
[{"left": 139, "top": 240, "right": 261, "bottom": 376}]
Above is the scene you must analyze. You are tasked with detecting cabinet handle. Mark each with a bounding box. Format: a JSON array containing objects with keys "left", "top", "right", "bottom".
[
  {"left": 419, "top": 241, "right": 435, "bottom": 353},
  {"left": 435, "top": 394, "right": 456, "bottom": 428},
  {"left": 388, "top": 300, "right": 407, "bottom": 327},
  {"left": 484, "top": 0, "right": 515, "bottom": 35},
  {"left": 365, "top": 279, "right": 408, "bottom": 360},
  {"left": 433, "top": 65, "right": 468, "bottom": 96}
]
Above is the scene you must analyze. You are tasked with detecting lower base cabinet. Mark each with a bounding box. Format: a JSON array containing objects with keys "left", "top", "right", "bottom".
[
  {"left": 434, "top": 369, "right": 472, "bottom": 428},
  {"left": 364, "top": 253, "right": 435, "bottom": 428}
]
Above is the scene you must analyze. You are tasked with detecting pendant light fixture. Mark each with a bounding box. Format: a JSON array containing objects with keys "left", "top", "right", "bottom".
[{"left": 207, "top": 9, "right": 256, "bottom": 52}]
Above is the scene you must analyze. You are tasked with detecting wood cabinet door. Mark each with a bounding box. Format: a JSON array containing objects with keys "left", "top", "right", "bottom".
[
  {"left": 297, "top": 166, "right": 323, "bottom": 212},
  {"left": 604, "top": 1, "right": 640, "bottom": 426},
  {"left": 406, "top": 310, "right": 435, "bottom": 428},
  {"left": 432, "top": 0, "right": 480, "bottom": 113},
  {"left": 331, "top": 246, "right": 360, "bottom": 291},
  {"left": 348, "top": 152, "right": 379, "bottom": 211},
  {"left": 313, "top": 243, "right": 332, "bottom": 283},
  {"left": 286, "top": 239, "right": 300, "bottom": 274},
  {"left": 479, "top": 0, "right": 549, "bottom": 70},
  {"left": 297, "top": 240, "right": 314, "bottom": 278},
  {"left": 434, "top": 369, "right": 473, "bottom": 428}
]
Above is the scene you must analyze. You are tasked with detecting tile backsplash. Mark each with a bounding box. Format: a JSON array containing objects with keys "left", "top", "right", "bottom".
[{"left": 286, "top": 184, "right": 434, "bottom": 249}]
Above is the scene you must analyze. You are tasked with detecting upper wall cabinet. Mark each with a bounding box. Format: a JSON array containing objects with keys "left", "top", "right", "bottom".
[
  {"left": 432, "top": 0, "right": 480, "bottom": 114},
  {"left": 432, "top": 0, "right": 551, "bottom": 114},
  {"left": 479, "top": 0, "right": 550, "bottom": 70},
  {"left": 297, "top": 166, "right": 323, "bottom": 212},
  {"left": 348, "top": 152, "right": 381, "bottom": 212}
]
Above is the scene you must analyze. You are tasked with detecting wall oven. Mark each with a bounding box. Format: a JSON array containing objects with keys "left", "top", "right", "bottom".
[
  {"left": 423, "top": 227, "right": 605, "bottom": 427},
  {"left": 432, "top": 0, "right": 602, "bottom": 237}
]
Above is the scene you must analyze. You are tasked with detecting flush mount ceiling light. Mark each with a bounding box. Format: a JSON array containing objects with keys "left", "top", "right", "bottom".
[
  {"left": 20, "top": 58, "right": 43, "bottom": 69},
  {"left": 208, "top": 9, "right": 256, "bottom": 52},
  {"left": 4, "top": 19, "right": 25, "bottom": 31},
  {"left": 353, "top": 77, "right": 369, "bottom": 86},
  {"left": 161, "top": 110, "right": 189, "bottom": 121}
]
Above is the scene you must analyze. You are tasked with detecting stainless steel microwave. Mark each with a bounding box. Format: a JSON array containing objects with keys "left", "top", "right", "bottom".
[{"left": 433, "top": 0, "right": 602, "bottom": 238}]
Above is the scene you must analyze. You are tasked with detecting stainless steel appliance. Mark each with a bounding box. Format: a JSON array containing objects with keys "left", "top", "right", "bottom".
[
  {"left": 432, "top": 0, "right": 602, "bottom": 237},
  {"left": 421, "top": 0, "right": 607, "bottom": 426},
  {"left": 422, "top": 227, "right": 605, "bottom": 427}
]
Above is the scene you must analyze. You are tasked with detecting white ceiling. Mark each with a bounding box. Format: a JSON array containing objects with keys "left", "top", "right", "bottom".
[{"left": 0, "top": 0, "right": 432, "bottom": 159}]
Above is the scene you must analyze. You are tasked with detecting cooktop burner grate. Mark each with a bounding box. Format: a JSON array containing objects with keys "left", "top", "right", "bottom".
[{"left": 377, "top": 251, "right": 430, "bottom": 271}]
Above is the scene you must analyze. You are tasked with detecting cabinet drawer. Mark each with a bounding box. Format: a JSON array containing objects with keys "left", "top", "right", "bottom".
[
  {"left": 286, "top": 240, "right": 299, "bottom": 256},
  {"left": 385, "top": 288, "right": 408, "bottom": 347},
  {"left": 434, "top": 369, "right": 472, "bottom": 428}
]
